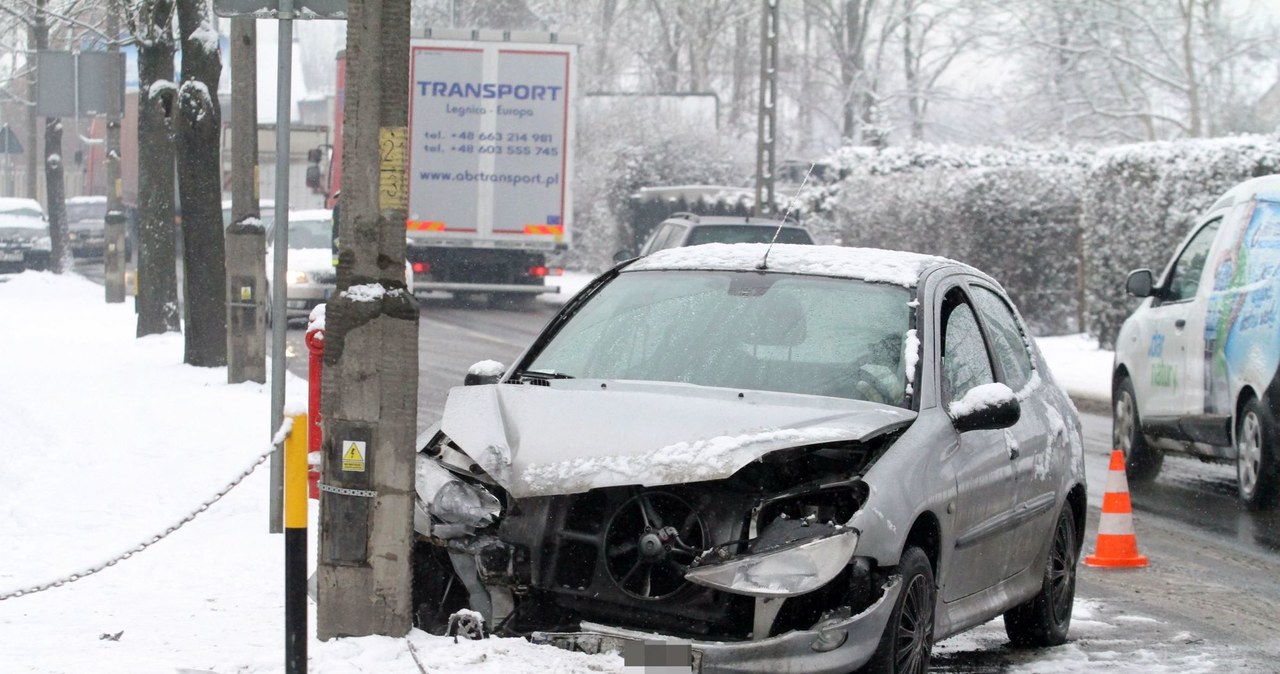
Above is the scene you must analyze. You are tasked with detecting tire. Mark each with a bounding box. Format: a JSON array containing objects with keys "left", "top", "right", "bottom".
[
  {"left": 1235, "top": 397, "right": 1280, "bottom": 510},
  {"left": 860, "top": 547, "right": 935, "bottom": 674},
  {"left": 1004, "top": 504, "right": 1077, "bottom": 647},
  {"left": 1113, "top": 377, "right": 1163, "bottom": 483}
]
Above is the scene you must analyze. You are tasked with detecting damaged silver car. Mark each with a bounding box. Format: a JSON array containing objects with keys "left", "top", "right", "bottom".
[{"left": 412, "top": 243, "right": 1087, "bottom": 673}]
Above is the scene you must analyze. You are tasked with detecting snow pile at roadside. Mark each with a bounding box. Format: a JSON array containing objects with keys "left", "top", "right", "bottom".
[
  {"left": 1036, "top": 333, "right": 1113, "bottom": 403},
  {"left": 0, "top": 271, "right": 621, "bottom": 674}
]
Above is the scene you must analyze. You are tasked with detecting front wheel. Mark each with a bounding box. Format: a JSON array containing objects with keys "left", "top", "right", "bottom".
[
  {"left": 1113, "top": 377, "right": 1163, "bottom": 483},
  {"left": 1004, "top": 504, "right": 1077, "bottom": 647},
  {"left": 860, "top": 547, "right": 935, "bottom": 674},
  {"left": 1236, "top": 398, "right": 1280, "bottom": 510}
]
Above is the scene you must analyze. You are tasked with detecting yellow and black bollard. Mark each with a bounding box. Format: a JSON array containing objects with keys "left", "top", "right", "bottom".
[{"left": 285, "top": 414, "right": 308, "bottom": 673}]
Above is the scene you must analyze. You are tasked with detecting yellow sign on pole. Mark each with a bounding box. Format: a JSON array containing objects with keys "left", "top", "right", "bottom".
[
  {"left": 378, "top": 127, "right": 408, "bottom": 211},
  {"left": 341, "top": 441, "right": 366, "bottom": 472}
]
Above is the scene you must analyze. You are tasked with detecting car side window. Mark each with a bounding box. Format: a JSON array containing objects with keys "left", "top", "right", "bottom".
[
  {"left": 656, "top": 224, "right": 687, "bottom": 251},
  {"left": 970, "top": 286, "right": 1034, "bottom": 392},
  {"left": 640, "top": 224, "right": 673, "bottom": 255},
  {"left": 1164, "top": 219, "right": 1220, "bottom": 302},
  {"left": 941, "top": 290, "right": 995, "bottom": 402}
]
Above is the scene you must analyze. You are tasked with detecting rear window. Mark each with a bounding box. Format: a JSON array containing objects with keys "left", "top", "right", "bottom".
[{"left": 686, "top": 225, "right": 813, "bottom": 246}]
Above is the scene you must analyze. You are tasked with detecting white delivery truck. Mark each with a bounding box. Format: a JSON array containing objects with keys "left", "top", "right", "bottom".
[{"left": 403, "top": 30, "right": 576, "bottom": 301}]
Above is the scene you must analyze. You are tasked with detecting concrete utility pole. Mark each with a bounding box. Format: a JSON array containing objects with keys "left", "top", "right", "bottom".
[
  {"left": 316, "top": 0, "right": 418, "bottom": 639},
  {"left": 225, "top": 17, "right": 266, "bottom": 385},
  {"left": 754, "top": 0, "right": 779, "bottom": 217},
  {"left": 104, "top": 0, "right": 126, "bottom": 304}
]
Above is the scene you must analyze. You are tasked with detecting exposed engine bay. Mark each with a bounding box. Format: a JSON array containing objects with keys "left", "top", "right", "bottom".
[{"left": 412, "top": 429, "right": 904, "bottom": 642}]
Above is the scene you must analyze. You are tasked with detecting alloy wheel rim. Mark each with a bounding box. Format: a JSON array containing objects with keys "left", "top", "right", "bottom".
[
  {"left": 1048, "top": 516, "right": 1075, "bottom": 625},
  {"left": 1239, "top": 412, "right": 1262, "bottom": 497},
  {"left": 895, "top": 574, "right": 934, "bottom": 674},
  {"left": 1114, "top": 391, "right": 1135, "bottom": 457}
]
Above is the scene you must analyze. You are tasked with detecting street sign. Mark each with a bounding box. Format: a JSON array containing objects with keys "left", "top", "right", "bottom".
[
  {"left": 213, "top": 0, "right": 346, "bottom": 19},
  {"left": 0, "top": 125, "right": 21, "bottom": 155},
  {"left": 36, "top": 51, "right": 125, "bottom": 118}
]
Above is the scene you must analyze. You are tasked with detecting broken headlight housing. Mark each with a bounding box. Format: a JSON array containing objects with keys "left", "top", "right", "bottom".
[
  {"left": 415, "top": 454, "right": 502, "bottom": 537},
  {"left": 685, "top": 528, "right": 858, "bottom": 598}
]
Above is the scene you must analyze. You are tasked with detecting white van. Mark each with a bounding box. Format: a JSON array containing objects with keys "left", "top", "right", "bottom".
[{"left": 1113, "top": 175, "right": 1280, "bottom": 509}]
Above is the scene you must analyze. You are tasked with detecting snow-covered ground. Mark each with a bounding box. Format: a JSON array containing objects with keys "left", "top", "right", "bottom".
[{"left": 1, "top": 270, "right": 1130, "bottom": 674}]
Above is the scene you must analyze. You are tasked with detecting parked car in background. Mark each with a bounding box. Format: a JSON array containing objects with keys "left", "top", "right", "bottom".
[
  {"left": 620, "top": 214, "right": 815, "bottom": 260},
  {"left": 412, "top": 243, "right": 1086, "bottom": 673},
  {"left": 1114, "top": 174, "right": 1280, "bottom": 509},
  {"left": 0, "top": 198, "right": 51, "bottom": 273},
  {"left": 65, "top": 195, "right": 107, "bottom": 258}
]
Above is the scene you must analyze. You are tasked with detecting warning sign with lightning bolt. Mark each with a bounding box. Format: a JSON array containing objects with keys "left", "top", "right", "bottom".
[{"left": 341, "top": 441, "right": 366, "bottom": 472}]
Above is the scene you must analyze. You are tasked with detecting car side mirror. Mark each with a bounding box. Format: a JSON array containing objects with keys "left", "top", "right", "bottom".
[
  {"left": 949, "top": 382, "right": 1020, "bottom": 432},
  {"left": 464, "top": 360, "right": 505, "bottom": 386},
  {"left": 613, "top": 249, "right": 635, "bottom": 262},
  {"left": 1125, "top": 269, "right": 1154, "bottom": 298}
]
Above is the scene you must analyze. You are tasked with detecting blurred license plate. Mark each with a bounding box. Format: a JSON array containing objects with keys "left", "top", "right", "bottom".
[
  {"left": 532, "top": 632, "right": 698, "bottom": 673},
  {"left": 0, "top": 252, "right": 22, "bottom": 262}
]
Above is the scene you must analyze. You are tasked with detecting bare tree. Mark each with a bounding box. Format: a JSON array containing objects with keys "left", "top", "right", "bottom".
[{"left": 175, "top": 0, "right": 225, "bottom": 366}]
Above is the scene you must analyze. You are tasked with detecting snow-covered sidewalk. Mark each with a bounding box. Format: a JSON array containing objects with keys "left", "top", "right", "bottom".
[{"left": 0, "top": 270, "right": 1115, "bottom": 673}]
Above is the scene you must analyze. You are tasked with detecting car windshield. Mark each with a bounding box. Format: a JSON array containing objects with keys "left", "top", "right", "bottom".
[
  {"left": 526, "top": 270, "right": 913, "bottom": 406},
  {"left": 267, "top": 217, "right": 331, "bottom": 250},
  {"left": 65, "top": 200, "right": 107, "bottom": 224},
  {"left": 0, "top": 207, "right": 46, "bottom": 233},
  {"left": 686, "top": 225, "right": 813, "bottom": 246}
]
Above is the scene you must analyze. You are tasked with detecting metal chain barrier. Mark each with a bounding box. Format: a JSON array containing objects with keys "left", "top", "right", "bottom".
[{"left": 0, "top": 444, "right": 278, "bottom": 602}]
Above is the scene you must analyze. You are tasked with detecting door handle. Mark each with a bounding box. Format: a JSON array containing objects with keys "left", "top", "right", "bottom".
[{"left": 1175, "top": 319, "right": 1186, "bottom": 329}]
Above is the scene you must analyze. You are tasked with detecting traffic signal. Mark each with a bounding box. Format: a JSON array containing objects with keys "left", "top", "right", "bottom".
[{"left": 306, "top": 147, "right": 324, "bottom": 192}]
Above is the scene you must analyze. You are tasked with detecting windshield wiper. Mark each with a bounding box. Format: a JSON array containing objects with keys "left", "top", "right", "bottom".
[{"left": 514, "top": 369, "right": 575, "bottom": 381}]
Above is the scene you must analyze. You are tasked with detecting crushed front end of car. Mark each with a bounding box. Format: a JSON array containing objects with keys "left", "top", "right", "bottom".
[{"left": 411, "top": 382, "right": 915, "bottom": 674}]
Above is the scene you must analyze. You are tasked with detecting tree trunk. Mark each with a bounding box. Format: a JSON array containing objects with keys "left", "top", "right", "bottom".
[
  {"left": 176, "top": 0, "right": 227, "bottom": 367},
  {"left": 135, "top": 0, "right": 181, "bottom": 337},
  {"left": 317, "top": 0, "right": 418, "bottom": 640},
  {"left": 24, "top": 1, "right": 47, "bottom": 201},
  {"left": 44, "top": 118, "right": 68, "bottom": 272},
  {"left": 902, "top": 0, "right": 923, "bottom": 141}
]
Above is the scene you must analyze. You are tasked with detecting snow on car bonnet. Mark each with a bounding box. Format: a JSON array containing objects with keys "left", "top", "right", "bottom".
[{"left": 629, "top": 243, "right": 949, "bottom": 287}]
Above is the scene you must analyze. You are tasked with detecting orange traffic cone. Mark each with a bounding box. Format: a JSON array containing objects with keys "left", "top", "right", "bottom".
[{"left": 1085, "top": 449, "right": 1149, "bottom": 568}]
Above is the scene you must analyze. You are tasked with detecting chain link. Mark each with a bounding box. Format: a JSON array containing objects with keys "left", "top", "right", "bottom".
[{"left": 0, "top": 445, "right": 278, "bottom": 602}]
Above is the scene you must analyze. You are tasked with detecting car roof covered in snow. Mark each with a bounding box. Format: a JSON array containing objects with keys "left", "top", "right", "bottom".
[
  {"left": 0, "top": 197, "right": 45, "bottom": 215},
  {"left": 625, "top": 243, "right": 954, "bottom": 287}
]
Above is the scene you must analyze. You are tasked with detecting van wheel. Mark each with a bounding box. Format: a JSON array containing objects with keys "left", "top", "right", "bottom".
[
  {"left": 860, "top": 547, "right": 934, "bottom": 674},
  {"left": 1114, "top": 377, "right": 1163, "bottom": 483},
  {"left": 1004, "top": 504, "right": 1077, "bottom": 647},
  {"left": 1236, "top": 397, "right": 1280, "bottom": 510}
]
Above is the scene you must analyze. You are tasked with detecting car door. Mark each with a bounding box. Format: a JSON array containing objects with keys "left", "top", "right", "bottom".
[
  {"left": 1141, "top": 218, "right": 1221, "bottom": 419},
  {"left": 969, "top": 283, "right": 1058, "bottom": 579},
  {"left": 938, "top": 284, "right": 1019, "bottom": 602}
]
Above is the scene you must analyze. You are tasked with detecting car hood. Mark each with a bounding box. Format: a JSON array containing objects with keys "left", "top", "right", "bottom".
[
  {"left": 440, "top": 381, "right": 916, "bottom": 498},
  {"left": 266, "top": 247, "right": 334, "bottom": 274}
]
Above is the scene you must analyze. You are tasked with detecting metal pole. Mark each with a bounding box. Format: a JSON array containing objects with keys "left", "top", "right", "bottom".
[
  {"left": 269, "top": 0, "right": 294, "bottom": 537},
  {"left": 285, "top": 414, "right": 308, "bottom": 674},
  {"left": 753, "top": 0, "right": 779, "bottom": 218}
]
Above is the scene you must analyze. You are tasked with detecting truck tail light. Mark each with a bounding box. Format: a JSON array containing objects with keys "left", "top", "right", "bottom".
[
  {"left": 412, "top": 261, "right": 431, "bottom": 274},
  {"left": 528, "top": 266, "right": 549, "bottom": 277}
]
